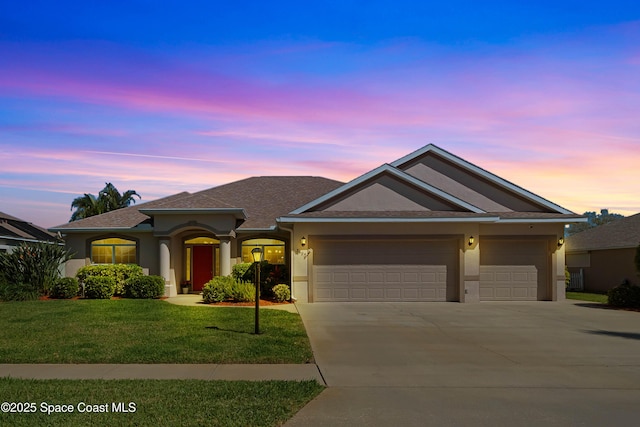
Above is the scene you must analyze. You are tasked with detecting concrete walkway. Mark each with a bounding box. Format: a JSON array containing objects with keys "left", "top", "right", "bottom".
[{"left": 0, "top": 363, "right": 324, "bottom": 382}]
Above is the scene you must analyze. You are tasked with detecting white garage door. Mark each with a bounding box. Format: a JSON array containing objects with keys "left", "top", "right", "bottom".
[
  {"left": 480, "top": 239, "right": 549, "bottom": 301},
  {"left": 311, "top": 237, "right": 458, "bottom": 302}
]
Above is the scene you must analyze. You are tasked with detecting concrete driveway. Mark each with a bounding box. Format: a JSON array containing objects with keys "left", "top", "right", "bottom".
[{"left": 287, "top": 301, "right": 640, "bottom": 426}]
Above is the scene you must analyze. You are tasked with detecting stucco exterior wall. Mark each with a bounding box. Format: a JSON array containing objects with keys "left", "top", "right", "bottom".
[
  {"left": 61, "top": 232, "right": 157, "bottom": 278},
  {"left": 289, "top": 221, "right": 567, "bottom": 303},
  {"left": 569, "top": 248, "right": 637, "bottom": 293}
]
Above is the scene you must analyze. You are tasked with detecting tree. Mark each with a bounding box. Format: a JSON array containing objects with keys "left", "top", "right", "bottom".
[
  {"left": 70, "top": 182, "right": 140, "bottom": 222},
  {"left": 565, "top": 209, "right": 624, "bottom": 236}
]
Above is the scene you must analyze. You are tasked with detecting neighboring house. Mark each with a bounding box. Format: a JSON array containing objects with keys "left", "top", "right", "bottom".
[
  {"left": 566, "top": 213, "right": 640, "bottom": 293},
  {"left": 51, "top": 144, "right": 585, "bottom": 302},
  {"left": 0, "top": 211, "right": 58, "bottom": 253}
]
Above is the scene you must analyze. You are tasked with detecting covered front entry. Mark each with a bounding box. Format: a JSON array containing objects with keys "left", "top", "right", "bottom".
[
  {"left": 185, "top": 236, "right": 220, "bottom": 292},
  {"left": 479, "top": 238, "right": 550, "bottom": 301},
  {"left": 311, "top": 236, "right": 459, "bottom": 302}
]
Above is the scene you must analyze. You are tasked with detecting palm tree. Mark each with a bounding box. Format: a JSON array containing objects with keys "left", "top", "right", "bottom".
[
  {"left": 70, "top": 183, "right": 141, "bottom": 222},
  {"left": 99, "top": 183, "right": 141, "bottom": 212},
  {"left": 70, "top": 193, "right": 105, "bottom": 222}
]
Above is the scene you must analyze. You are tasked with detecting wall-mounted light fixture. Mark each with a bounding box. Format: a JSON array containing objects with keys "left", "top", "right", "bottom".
[
  {"left": 557, "top": 237, "right": 565, "bottom": 247},
  {"left": 301, "top": 236, "right": 307, "bottom": 247},
  {"left": 468, "top": 236, "right": 475, "bottom": 247}
]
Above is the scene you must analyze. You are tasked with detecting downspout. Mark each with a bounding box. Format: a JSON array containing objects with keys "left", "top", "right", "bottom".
[{"left": 278, "top": 223, "right": 296, "bottom": 301}]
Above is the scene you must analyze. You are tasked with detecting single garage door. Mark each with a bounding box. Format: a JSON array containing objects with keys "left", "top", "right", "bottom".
[
  {"left": 311, "top": 237, "right": 459, "bottom": 302},
  {"left": 479, "top": 239, "right": 549, "bottom": 301}
]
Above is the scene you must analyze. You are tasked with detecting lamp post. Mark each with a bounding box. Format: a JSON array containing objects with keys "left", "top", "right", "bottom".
[{"left": 251, "top": 247, "right": 263, "bottom": 334}]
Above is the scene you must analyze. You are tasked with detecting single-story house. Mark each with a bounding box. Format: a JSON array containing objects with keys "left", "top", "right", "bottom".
[
  {"left": 51, "top": 144, "right": 585, "bottom": 302},
  {"left": 566, "top": 213, "right": 640, "bottom": 292},
  {"left": 1, "top": 211, "right": 58, "bottom": 253}
]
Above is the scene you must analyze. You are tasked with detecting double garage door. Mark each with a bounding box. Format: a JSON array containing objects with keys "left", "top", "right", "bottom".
[
  {"left": 479, "top": 239, "right": 550, "bottom": 301},
  {"left": 311, "top": 236, "right": 550, "bottom": 302},
  {"left": 312, "top": 237, "right": 459, "bottom": 302}
]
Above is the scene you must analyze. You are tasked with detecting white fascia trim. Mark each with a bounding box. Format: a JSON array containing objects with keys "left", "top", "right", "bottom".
[
  {"left": 391, "top": 144, "right": 574, "bottom": 215},
  {"left": 277, "top": 216, "right": 500, "bottom": 223},
  {"left": 139, "top": 208, "right": 247, "bottom": 218},
  {"left": 0, "top": 236, "right": 60, "bottom": 244},
  {"left": 236, "top": 226, "right": 278, "bottom": 233},
  {"left": 497, "top": 218, "right": 589, "bottom": 224},
  {"left": 48, "top": 226, "right": 153, "bottom": 233},
  {"left": 289, "top": 163, "right": 484, "bottom": 214}
]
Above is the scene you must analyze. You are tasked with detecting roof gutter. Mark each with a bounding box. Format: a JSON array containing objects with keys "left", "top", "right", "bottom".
[{"left": 277, "top": 216, "right": 501, "bottom": 223}]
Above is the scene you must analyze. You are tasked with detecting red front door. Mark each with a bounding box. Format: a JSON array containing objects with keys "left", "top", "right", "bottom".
[{"left": 192, "top": 246, "right": 213, "bottom": 291}]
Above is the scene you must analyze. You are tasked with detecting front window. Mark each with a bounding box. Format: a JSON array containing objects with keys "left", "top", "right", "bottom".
[
  {"left": 241, "top": 238, "right": 285, "bottom": 264},
  {"left": 91, "top": 237, "right": 137, "bottom": 264}
]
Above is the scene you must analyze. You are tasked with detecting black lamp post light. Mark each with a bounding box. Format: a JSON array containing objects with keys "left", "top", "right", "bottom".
[{"left": 251, "top": 247, "right": 263, "bottom": 335}]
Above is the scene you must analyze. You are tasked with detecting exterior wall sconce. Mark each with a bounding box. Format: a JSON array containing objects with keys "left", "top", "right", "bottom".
[
  {"left": 468, "top": 236, "right": 475, "bottom": 247},
  {"left": 301, "top": 236, "right": 307, "bottom": 247},
  {"left": 558, "top": 237, "right": 565, "bottom": 247}
]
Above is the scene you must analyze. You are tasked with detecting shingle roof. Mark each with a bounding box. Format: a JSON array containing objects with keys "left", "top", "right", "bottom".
[
  {"left": 194, "top": 177, "right": 344, "bottom": 229},
  {"left": 0, "top": 211, "right": 57, "bottom": 242},
  {"left": 566, "top": 213, "right": 640, "bottom": 251},
  {"left": 51, "top": 177, "right": 344, "bottom": 231}
]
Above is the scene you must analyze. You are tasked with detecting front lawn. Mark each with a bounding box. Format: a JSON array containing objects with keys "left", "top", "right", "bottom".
[
  {"left": 0, "top": 378, "right": 323, "bottom": 427},
  {"left": 566, "top": 291, "right": 608, "bottom": 304},
  {"left": 0, "top": 300, "right": 313, "bottom": 363}
]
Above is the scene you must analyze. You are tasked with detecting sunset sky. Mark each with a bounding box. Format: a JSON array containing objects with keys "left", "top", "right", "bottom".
[{"left": 1, "top": 1, "right": 639, "bottom": 228}]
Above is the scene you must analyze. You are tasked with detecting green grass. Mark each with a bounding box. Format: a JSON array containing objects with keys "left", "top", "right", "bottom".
[
  {"left": 566, "top": 291, "right": 608, "bottom": 304},
  {"left": 0, "top": 378, "right": 323, "bottom": 426},
  {"left": 0, "top": 300, "right": 313, "bottom": 363}
]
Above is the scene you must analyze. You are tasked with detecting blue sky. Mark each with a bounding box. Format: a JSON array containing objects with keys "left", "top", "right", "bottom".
[{"left": 1, "top": 1, "right": 639, "bottom": 227}]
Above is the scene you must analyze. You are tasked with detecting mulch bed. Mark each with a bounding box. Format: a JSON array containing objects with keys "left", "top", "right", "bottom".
[{"left": 207, "top": 299, "right": 292, "bottom": 307}]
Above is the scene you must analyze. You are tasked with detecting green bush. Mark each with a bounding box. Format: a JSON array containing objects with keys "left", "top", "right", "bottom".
[
  {"left": 124, "top": 275, "right": 165, "bottom": 299},
  {"left": 0, "top": 242, "right": 73, "bottom": 297},
  {"left": 0, "top": 281, "right": 40, "bottom": 301},
  {"left": 202, "top": 276, "right": 233, "bottom": 303},
  {"left": 240, "top": 262, "right": 288, "bottom": 298},
  {"left": 50, "top": 277, "right": 79, "bottom": 299},
  {"left": 272, "top": 284, "right": 291, "bottom": 302},
  {"left": 83, "top": 276, "right": 116, "bottom": 299},
  {"left": 607, "top": 280, "right": 640, "bottom": 308},
  {"left": 232, "top": 263, "right": 253, "bottom": 281},
  {"left": 228, "top": 280, "right": 255, "bottom": 302},
  {"left": 202, "top": 276, "right": 255, "bottom": 303},
  {"left": 76, "top": 264, "right": 143, "bottom": 295}
]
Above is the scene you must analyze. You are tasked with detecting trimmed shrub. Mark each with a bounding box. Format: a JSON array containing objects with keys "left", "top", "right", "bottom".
[
  {"left": 76, "top": 264, "right": 143, "bottom": 295},
  {"left": 83, "top": 276, "right": 116, "bottom": 299},
  {"left": 272, "top": 284, "right": 291, "bottom": 302},
  {"left": 124, "top": 275, "right": 165, "bottom": 299},
  {"left": 608, "top": 280, "right": 640, "bottom": 308},
  {"left": 202, "top": 276, "right": 255, "bottom": 303},
  {"left": 50, "top": 277, "right": 79, "bottom": 299},
  {"left": 232, "top": 263, "right": 252, "bottom": 281},
  {"left": 202, "top": 276, "right": 233, "bottom": 303},
  {"left": 0, "top": 242, "right": 73, "bottom": 297}
]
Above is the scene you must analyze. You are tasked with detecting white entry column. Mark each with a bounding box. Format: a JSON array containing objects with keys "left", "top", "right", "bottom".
[
  {"left": 159, "top": 238, "right": 175, "bottom": 296},
  {"left": 219, "top": 237, "right": 231, "bottom": 277}
]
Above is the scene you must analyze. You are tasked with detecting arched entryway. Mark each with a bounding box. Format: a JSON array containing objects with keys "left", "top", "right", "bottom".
[{"left": 184, "top": 236, "right": 220, "bottom": 291}]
